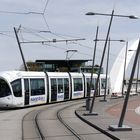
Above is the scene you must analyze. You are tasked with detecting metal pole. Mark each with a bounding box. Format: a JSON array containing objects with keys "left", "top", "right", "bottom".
[
  {"left": 14, "top": 27, "right": 28, "bottom": 71},
  {"left": 118, "top": 39, "right": 140, "bottom": 127},
  {"left": 20, "top": 38, "right": 85, "bottom": 44},
  {"left": 104, "top": 37, "right": 110, "bottom": 101},
  {"left": 86, "top": 25, "right": 99, "bottom": 110},
  {"left": 89, "top": 9, "right": 114, "bottom": 113},
  {"left": 136, "top": 53, "right": 140, "bottom": 93},
  {"left": 121, "top": 41, "right": 128, "bottom": 95}
]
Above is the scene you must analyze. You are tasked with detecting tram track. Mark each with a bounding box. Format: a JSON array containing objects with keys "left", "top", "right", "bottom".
[
  {"left": 22, "top": 110, "right": 45, "bottom": 140},
  {"left": 57, "top": 102, "right": 84, "bottom": 140},
  {"left": 22, "top": 100, "right": 84, "bottom": 140},
  {"left": 34, "top": 110, "right": 46, "bottom": 140},
  {"left": 22, "top": 99, "right": 112, "bottom": 140}
]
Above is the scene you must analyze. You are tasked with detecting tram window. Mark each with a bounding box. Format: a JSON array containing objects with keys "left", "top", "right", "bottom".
[
  {"left": 64, "top": 78, "right": 69, "bottom": 99},
  {"left": 58, "top": 78, "right": 63, "bottom": 93},
  {"left": 101, "top": 78, "right": 106, "bottom": 89},
  {"left": 73, "top": 78, "right": 83, "bottom": 91},
  {"left": 0, "top": 79, "right": 11, "bottom": 97},
  {"left": 86, "top": 78, "right": 95, "bottom": 92},
  {"left": 64, "top": 78, "right": 69, "bottom": 91},
  {"left": 51, "top": 79, "right": 57, "bottom": 94},
  {"left": 11, "top": 79, "right": 22, "bottom": 97},
  {"left": 24, "top": 79, "right": 29, "bottom": 92},
  {"left": 30, "top": 79, "right": 45, "bottom": 96}
]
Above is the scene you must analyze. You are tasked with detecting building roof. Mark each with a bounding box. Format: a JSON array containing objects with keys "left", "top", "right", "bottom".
[{"left": 36, "top": 59, "right": 91, "bottom": 64}]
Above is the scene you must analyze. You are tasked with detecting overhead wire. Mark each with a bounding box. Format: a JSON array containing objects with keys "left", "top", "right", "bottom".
[
  {"left": 43, "top": 0, "right": 50, "bottom": 14},
  {"left": 21, "top": 26, "right": 50, "bottom": 41},
  {"left": 0, "top": 32, "right": 15, "bottom": 38},
  {"left": 20, "top": 26, "right": 123, "bottom": 61},
  {"left": 49, "top": 31, "right": 85, "bottom": 40},
  {"left": 42, "top": 15, "right": 50, "bottom": 31},
  {"left": 43, "top": 43, "right": 67, "bottom": 51},
  {"left": 0, "top": 10, "right": 35, "bottom": 15},
  {"left": 0, "top": 27, "right": 124, "bottom": 62},
  {"left": 0, "top": 1, "right": 125, "bottom": 63},
  {"left": 42, "top": 0, "right": 51, "bottom": 31},
  {"left": 43, "top": 43, "right": 94, "bottom": 58},
  {"left": 0, "top": 0, "right": 51, "bottom": 31}
]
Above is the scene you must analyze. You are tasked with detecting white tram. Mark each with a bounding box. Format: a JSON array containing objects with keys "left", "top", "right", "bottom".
[{"left": 0, "top": 71, "right": 110, "bottom": 108}]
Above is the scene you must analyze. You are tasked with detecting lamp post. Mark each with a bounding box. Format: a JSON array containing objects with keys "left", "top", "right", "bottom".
[
  {"left": 89, "top": 9, "right": 114, "bottom": 114},
  {"left": 136, "top": 54, "right": 140, "bottom": 93},
  {"left": 86, "top": 25, "right": 99, "bottom": 111},
  {"left": 109, "top": 40, "right": 140, "bottom": 131},
  {"left": 128, "top": 49, "right": 140, "bottom": 94},
  {"left": 86, "top": 12, "right": 139, "bottom": 19},
  {"left": 121, "top": 41, "right": 128, "bottom": 96},
  {"left": 94, "top": 39, "right": 125, "bottom": 101},
  {"left": 85, "top": 10, "right": 138, "bottom": 115},
  {"left": 103, "top": 37, "right": 110, "bottom": 101}
]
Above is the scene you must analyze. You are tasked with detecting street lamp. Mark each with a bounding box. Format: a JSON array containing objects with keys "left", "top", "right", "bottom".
[
  {"left": 136, "top": 54, "right": 140, "bottom": 93},
  {"left": 86, "top": 12, "right": 139, "bottom": 19},
  {"left": 128, "top": 49, "right": 140, "bottom": 94},
  {"left": 94, "top": 39, "right": 125, "bottom": 42},
  {"left": 109, "top": 40, "right": 140, "bottom": 131},
  {"left": 96, "top": 39, "right": 125, "bottom": 101},
  {"left": 88, "top": 9, "right": 114, "bottom": 115},
  {"left": 85, "top": 25, "right": 99, "bottom": 111},
  {"left": 85, "top": 37, "right": 125, "bottom": 112},
  {"left": 121, "top": 41, "right": 128, "bottom": 96},
  {"left": 85, "top": 9, "right": 139, "bottom": 122}
]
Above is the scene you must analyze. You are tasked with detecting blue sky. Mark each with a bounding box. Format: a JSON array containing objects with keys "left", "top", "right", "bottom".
[{"left": 0, "top": 0, "right": 140, "bottom": 72}]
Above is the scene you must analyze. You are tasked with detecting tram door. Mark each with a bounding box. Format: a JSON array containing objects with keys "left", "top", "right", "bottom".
[
  {"left": 24, "top": 79, "right": 30, "bottom": 105},
  {"left": 51, "top": 79, "right": 57, "bottom": 102},
  {"left": 50, "top": 78, "right": 69, "bottom": 102},
  {"left": 64, "top": 78, "right": 69, "bottom": 100}
]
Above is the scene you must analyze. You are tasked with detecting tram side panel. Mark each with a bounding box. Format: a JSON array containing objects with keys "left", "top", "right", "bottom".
[
  {"left": 0, "top": 71, "right": 110, "bottom": 108},
  {"left": 5, "top": 71, "right": 48, "bottom": 107}
]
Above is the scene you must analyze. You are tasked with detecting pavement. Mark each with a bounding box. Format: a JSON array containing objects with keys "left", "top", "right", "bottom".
[{"left": 75, "top": 95, "right": 140, "bottom": 140}]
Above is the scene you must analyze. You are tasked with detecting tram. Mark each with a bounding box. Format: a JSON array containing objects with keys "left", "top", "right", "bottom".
[{"left": 0, "top": 71, "right": 110, "bottom": 108}]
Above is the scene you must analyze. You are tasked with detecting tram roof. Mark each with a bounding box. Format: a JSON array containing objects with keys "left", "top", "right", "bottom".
[{"left": 0, "top": 71, "right": 45, "bottom": 82}]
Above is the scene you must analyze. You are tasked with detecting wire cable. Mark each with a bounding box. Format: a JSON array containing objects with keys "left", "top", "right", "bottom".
[{"left": 43, "top": 0, "right": 50, "bottom": 14}]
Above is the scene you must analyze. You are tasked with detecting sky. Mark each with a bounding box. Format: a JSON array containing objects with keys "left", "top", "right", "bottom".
[{"left": 0, "top": 0, "right": 140, "bottom": 74}]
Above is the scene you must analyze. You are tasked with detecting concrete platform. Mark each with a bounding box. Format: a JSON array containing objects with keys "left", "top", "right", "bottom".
[{"left": 75, "top": 95, "right": 140, "bottom": 140}]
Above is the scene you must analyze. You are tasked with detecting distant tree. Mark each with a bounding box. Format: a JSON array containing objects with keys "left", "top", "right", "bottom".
[{"left": 19, "top": 61, "right": 41, "bottom": 71}]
